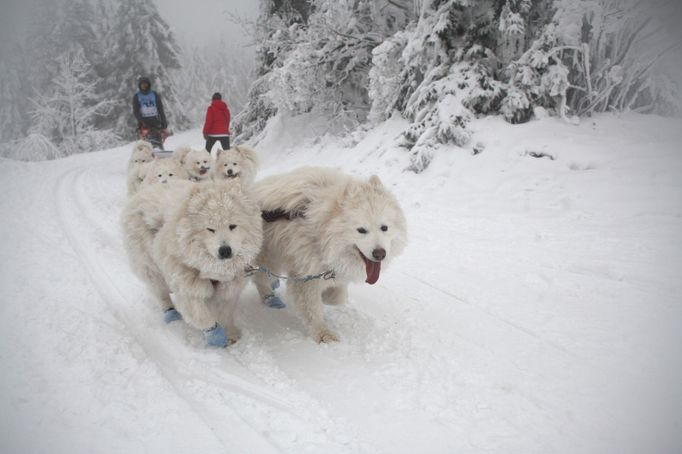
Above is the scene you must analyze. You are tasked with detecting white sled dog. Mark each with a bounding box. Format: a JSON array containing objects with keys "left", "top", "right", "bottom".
[
  {"left": 121, "top": 180, "right": 263, "bottom": 347},
  {"left": 173, "top": 145, "right": 212, "bottom": 181},
  {"left": 140, "top": 155, "right": 188, "bottom": 188},
  {"left": 252, "top": 167, "right": 407, "bottom": 343},
  {"left": 212, "top": 145, "right": 260, "bottom": 188},
  {"left": 127, "top": 140, "right": 154, "bottom": 196}
]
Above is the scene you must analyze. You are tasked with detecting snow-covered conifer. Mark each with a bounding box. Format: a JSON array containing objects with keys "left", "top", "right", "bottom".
[{"left": 29, "top": 48, "right": 117, "bottom": 156}]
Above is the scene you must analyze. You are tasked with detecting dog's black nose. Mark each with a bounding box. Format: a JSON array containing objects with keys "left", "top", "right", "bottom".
[
  {"left": 227, "top": 168, "right": 233, "bottom": 175},
  {"left": 372, "top": 248, "right": 386, "bottom": 261},
  {"left": 218, "top": 245, "right": 232, "bottom": 259}
]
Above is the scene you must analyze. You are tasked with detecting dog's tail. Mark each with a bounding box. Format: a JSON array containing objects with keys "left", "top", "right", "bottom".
[
  {"left": 233, "top": 145, "right": 260, "bottom": 170},
  {"left": 253, "top": 166, "right": 342, "bottom": 215},
  {"left": 172, "top": 145, "right": 192, "bottom": 164}
]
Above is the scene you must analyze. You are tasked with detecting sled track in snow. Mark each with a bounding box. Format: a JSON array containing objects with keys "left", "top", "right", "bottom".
[
  {"left": 55, "top": 163, "right": 379, "bottom": 453},
  {"left": 55, "top": 166, "right": 289, "bottom": 454},
  {"left": 64, "top": 165, "right": 302, "bottom": 411}
]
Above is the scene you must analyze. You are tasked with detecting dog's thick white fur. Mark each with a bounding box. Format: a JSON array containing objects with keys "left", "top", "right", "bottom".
[
  {"left": 252, "top": 167, "right": 407, "bottom": 343},
  {"left": 173, "top": 145, "right": 211, "bottom": 181},
  {"left": 212, "top": 145, "right": 260, "bottom": 188},
  {"left": 127, "top": 140, "right": 154, "bottom": 196},
  {"left": 140, "top": 156, "right": 189, "bottom": 188},
  {"left": 121, "top": 180, "right": 263, "bottom": 340}
]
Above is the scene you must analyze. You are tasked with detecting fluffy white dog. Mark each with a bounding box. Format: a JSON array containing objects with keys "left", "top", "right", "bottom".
[
  {"left": 173, "top": 145, "right": 212, "bottom": 181},
  {"left": 212, "top": 145, "right": 260, "bottom": 188},
  {"left": 127, "top": 140, "right": 154, "bottom": 196},
  {"left": 140, "top": 156, "right": 189, "bottom": 188},
  {"left": 252, "top": 167, "right": 407, "bottom": 343},
  {"left": 121, "top": 180, "right": 263, "bottom": 347}
]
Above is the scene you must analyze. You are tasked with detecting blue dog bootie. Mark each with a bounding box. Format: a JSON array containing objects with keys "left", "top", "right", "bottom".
[
  {"left": 263, "top": 293, "right": 286, "bottom": 309},
  {"left": 204, "top": 323, "right": 228, "bottom": 348},
  {"left": 163, "top": 308, "right": 183, "bottom": 324}
]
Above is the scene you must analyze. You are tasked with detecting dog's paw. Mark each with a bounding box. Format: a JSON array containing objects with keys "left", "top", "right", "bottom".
[
  {"left": 163, "top": 308, "right": 182, "bottom": 324},
  {"left": 227, "top": 326, "right": 242, "bottom": 345},
  {"left": 271, "top": 279, "right": 280, "bottom": 290},
  {"left": 204, "top": 323, "right": 228, "bottom": 348},
  {"left": 314, "top": 328, "right": 340, "bottom": 343},
  {"left": 263, "top": 294, "right": 286, "bottom": 309}
]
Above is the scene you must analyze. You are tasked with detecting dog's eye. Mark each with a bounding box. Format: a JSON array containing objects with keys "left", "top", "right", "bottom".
[
  {"left": 157, "top": 174, "right": 162, "bottom": 177},
  {"left": 169, "top": 173, "right": 173, "bottom": 177},
  {"left": 207, "top": 228, "right": 215, "bottom": 233},
  {"left": 229, "top": 224, "right": 237, "bottom": 231},
  {"left": 224, "top": 163, "right": 228, "bottom": 167},
  {"left": 233, "top": 162, "right": 237, "bottom": 165},
  {"left": 357, "top": 227, "right": 368, "bottom": 234},
  {"left": 196, "top": 161, "right": 200, "bottom": 165},
  {"left": 381, "top": 225, "right": 388, "bottom": 232}
]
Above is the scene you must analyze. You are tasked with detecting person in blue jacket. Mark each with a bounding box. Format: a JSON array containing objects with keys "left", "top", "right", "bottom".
[{"left": 132, "top": 76, "right": 168, "bottom": 148}]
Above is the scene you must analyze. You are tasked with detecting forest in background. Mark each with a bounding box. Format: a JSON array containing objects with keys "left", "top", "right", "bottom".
[
  {"left": 0, "top": 0, "right": 254, "bottom": 160},
  {"left": 1, "top": 0, "right": 680, "bottom": 169}
]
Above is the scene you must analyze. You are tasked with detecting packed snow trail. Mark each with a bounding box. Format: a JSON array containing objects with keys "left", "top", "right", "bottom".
[
  {"left": 1, "top": 113, "right": 681, "bottom": 453},
  {"left": 55, "top": 154, "right": 382, "bottom": 453}
]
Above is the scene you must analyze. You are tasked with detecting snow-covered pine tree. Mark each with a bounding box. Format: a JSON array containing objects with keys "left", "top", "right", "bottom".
[
  {"left": 369, "top": 0, "right": 512, "bottom": 172},
  {"left": 0, "top": 0, "right": 115, "bottom": 145},
  {"left": 236, "top": 0, "right": 412, "bottom": 141},
  {"left": 101, "top": 0, "right": 187, "bottom": 140},
  {"left": 1, "top": 133, "right": 64, "bottom": 162},
  {"left": 28, "top": 47, "right": 118, "bottom": 156},
  {"left": 0, "top": 0, "right": 59, "bottom": 143},
  {"left": 0, "top": 53, "right": 29, "bottom": 143},
  {"left": 233, "top": 0, "right": 312, "bottom": 141},
  {"left": 59, "top": 0, "right": 101, "bottom": 65},
  {"left": 506, "top": 0, "right": 682, "bottom": 119}
]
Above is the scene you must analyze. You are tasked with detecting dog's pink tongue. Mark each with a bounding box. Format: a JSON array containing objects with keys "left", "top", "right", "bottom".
[{"left": 365, "top": 258, "right": 381, "bottom": 285}]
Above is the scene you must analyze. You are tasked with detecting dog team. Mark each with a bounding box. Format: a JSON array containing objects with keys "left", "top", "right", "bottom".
[{"left": 121, "top": 140, "right": 408, "bottom": 347}]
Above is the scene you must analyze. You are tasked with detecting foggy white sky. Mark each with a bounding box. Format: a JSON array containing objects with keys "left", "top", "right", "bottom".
[{"left": 153, "top": 0, "right": 260, "bottom": 49}]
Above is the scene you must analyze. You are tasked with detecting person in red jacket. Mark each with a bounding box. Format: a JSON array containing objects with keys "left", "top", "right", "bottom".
[{"left": 202, "top": 92, "right": 231, "bottom": 153}]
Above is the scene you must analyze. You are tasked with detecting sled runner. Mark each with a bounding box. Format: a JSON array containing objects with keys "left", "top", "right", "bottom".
[{"left": 152, "top": 149, "right": 174, "bottom": 158}]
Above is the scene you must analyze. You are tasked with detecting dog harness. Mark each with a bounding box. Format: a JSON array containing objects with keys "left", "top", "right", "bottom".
[
  {"left": 244, "top": 265, "right": 335, "bottom": 282},
  {"left": 261, "top": 208, "right": 305, "bottom": 223}
]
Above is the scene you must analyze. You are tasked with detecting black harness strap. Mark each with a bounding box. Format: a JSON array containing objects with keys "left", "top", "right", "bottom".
[{"left": 262, "top": 208, "right": 305, "bottom": 223}]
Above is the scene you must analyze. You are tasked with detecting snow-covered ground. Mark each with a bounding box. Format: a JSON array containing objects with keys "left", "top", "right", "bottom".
[{"left": 1, "top": 113, "right": 680, "bottom": 454}]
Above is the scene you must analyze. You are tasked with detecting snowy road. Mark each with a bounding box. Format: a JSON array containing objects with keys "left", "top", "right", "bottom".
[{"left": 1, "top": 114, "right": 681, "bottom": 453}]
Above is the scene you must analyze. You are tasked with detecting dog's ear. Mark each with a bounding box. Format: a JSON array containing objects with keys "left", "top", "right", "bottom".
[
  {"left": 215, "top": 147, "right": 223, "bottom": 157},
  {"left": 172, "top": 145, "right": 191, "bottom": 164},
  {"left": 241, "top": 146, "right": 260, "bottom": 169},
  {"left": 340, "top": 180, "right": 361, "bottom": 201},
  {"left": 369, "top": 175, "right": 383, "bottom": 189}
]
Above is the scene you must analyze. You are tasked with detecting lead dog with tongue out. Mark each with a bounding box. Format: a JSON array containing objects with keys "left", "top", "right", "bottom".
[{"left": 252, "top": 167, "right": 407, "bottom": 343}]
